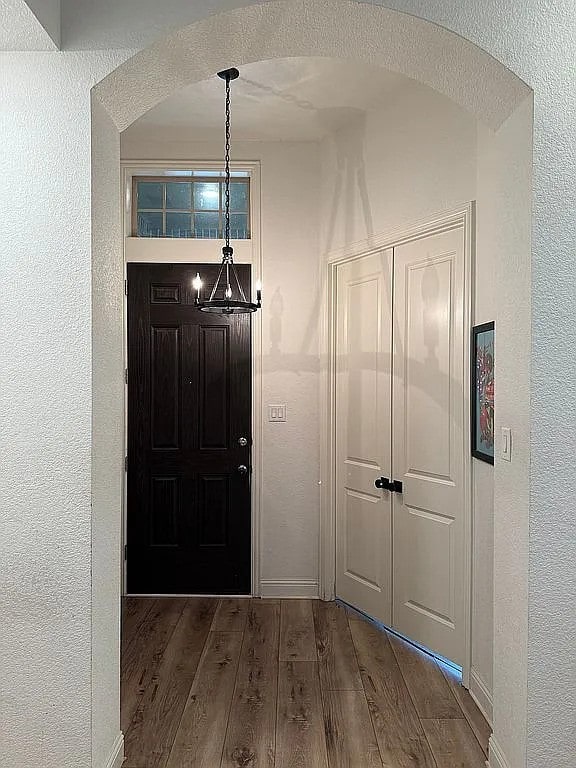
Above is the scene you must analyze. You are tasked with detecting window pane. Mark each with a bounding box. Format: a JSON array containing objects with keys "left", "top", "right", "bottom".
[
  {"left": 194, "top": 182, "right": 220, "bottom": 210},
  {"left": 230, "top": 182, "right": 249, "bottom": 212},
  {"left": 230, "top": 213, "right": 249, "bottom": 239},
  {"left": 137, "top": 211, "right": 163, "bottom": 237},
  {"left": 166, "top": 182, "right": 192, "bottom": 209},
  {"left": 134, "top": 174, "right": 250, "bottom": 239},
  {"left": 166, "top": 212, "right": 192, "bottom": 238},
  {"left": 138, "top": 182, "right": 163, "bottom": 209},
  {"left": 194, "top": 212, "right": 220, "bottom": 238}
]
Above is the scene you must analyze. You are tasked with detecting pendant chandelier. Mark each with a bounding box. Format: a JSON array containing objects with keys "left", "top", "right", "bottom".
[{"left": 193, "top": 68, "right": 262, "bottom": 314}]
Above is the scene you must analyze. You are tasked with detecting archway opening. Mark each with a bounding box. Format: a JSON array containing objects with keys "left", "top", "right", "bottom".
[{"left": 90, "top": 3, "right": 532, "bottom": 766}]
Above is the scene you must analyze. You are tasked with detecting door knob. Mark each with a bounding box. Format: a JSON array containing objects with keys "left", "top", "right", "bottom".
[{"left": 237, "top": 464, "right": 249, "bottom": 475}]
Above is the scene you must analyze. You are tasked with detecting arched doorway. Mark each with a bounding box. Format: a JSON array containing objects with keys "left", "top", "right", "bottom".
[{"left": 90, "top": 3, "right": 532, "bottom": 766}]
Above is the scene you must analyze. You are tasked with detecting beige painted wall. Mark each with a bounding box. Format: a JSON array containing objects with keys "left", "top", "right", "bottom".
[
  {"left": 121, "top": 135, "right": 322, "bottom": 593},
  {"left": 318, "top": 82, "right": 478, "bottom": 253}
]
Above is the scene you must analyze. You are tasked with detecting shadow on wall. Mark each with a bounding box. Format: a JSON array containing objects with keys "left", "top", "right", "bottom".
[
  {"left": 269, "top": 287, "right": 284, "bottom": 356},
  {"left": 249, "top": 73, "right": 450, "bottom": 411},
  {"left": 243, "top": 75, "right": 387, "bottom": 376}
]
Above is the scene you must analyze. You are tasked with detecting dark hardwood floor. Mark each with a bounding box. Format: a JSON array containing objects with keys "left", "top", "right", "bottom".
[{"left": 121, "top": 597, "right": 490, "bottom": 767}]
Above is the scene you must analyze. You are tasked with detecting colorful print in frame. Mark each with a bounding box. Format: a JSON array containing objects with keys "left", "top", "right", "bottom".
[{"left": 472, "top": 322, "right": 495, "bottom": 464}]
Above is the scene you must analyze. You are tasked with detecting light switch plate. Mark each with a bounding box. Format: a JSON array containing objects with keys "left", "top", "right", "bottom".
[
  {"left": 501, "top": 427, "right": 512, "bottom": 461},
  {"left": 268, "top": 404, "right": 287, "bottom": 422}
]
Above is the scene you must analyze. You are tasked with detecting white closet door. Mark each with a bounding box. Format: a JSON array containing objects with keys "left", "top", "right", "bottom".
[
  {"left": 335, "top": 250, "right": 393, "bottom": 625},
  {"left": 392, "top": 227, "right": 466, "bottom": 665}
]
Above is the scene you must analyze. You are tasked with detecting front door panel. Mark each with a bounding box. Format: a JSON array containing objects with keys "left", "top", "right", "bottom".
[{"left": 127, "top": 263, "right": 252, "bottom": 594}]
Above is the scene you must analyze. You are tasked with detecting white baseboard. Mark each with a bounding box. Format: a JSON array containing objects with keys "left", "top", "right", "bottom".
[
  {"left": 103, "top": 733, "right": 124, "bottom": 768},
  {"left": 260, "top": 579, "right": 319, "bottom": 598},
  {"left": 469, "top": 668, "right": 493, "bottom": 725},
  {"left": 488, "top": 736, "right": 511, "bottom": 768}
]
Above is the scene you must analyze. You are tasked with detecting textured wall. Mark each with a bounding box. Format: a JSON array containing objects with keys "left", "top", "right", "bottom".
[
  {"left": 472, "top": 120, "right": 500, "bottom": 719},
  {"left": 1, "top": 1, "right": 574, "bottom": 766},
  {"left": 120, "top": 136, "right": 322, "bottom": 592},
  {"left": 477, "top": 97, "right": 533, "bottom": 768},
  {"left": 93, "top": 1, "right": 527, "bottom": 133},
  {"left": 91, "top": 98, "right": 124, "bottom": 768},
  {"left": 0, "top": 51, "right": 124, "bottom": 767},
  {"left": 491, "top": 98, "right": 533, "bottom": 768},
  {"left": 470, "top": 156, "right": 496, "bottom": 717},
  {"left": 318, "top": 82, "right": 478, "bottom": 252},
  {"left": 0, "top": 0, "right": 59, "bottom": 50},
  {"left": 24, "top": 0, "right": 61, "bottom": 47}
]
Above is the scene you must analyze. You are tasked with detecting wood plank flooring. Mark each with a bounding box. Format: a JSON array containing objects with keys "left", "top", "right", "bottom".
[{"left": 122, "top": 598, "right": 490, "bottom": 768}]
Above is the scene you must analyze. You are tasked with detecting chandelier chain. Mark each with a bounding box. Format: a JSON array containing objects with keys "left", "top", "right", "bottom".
[
  {"left": 194, "top": 68, "right": 260, "bottom": 315},
  {"left": 224, "top": 73, "right": 231, "bottom": 248}
]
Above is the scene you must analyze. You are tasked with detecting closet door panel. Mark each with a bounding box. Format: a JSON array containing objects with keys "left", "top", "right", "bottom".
[
  {"left": 392, "top": 228, "right": 466, "bottom": 666},
  {"left": 335, "top": 250, "right": 393, "bottom": 625}
]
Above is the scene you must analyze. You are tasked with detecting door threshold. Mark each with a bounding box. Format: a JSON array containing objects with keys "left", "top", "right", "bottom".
[{"left": 125, "top": 593, "right": 253, "bottom": 598}]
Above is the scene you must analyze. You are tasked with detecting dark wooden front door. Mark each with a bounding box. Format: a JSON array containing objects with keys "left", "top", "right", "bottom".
[{"left": 127, "top": 262, "right": 252, "bottom": 594}]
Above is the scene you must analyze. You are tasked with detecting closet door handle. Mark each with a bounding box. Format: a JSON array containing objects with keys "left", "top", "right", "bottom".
[{"left": 375, "top": 477, "right": 403, "bottom": 493}]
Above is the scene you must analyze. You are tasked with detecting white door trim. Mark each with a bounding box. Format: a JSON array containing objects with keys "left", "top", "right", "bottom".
[
  {"left": 319, "top": 202, "right": 474, "bottom": 684},
  {"left": 121, "top": 159, "right": 263, "bottom": 598}
]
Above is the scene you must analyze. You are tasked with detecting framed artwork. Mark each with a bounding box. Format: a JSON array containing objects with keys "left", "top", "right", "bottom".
[{"left": 471, "top": 322, "right": 495, "bottom": 464}]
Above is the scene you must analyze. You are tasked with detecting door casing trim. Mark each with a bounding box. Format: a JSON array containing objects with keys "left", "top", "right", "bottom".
[
  {"left": 319, "top": 202, "right": 474, "bottom": 685},
  {"left": 121, "top": 159, "right": 263, "bottom": 598}
]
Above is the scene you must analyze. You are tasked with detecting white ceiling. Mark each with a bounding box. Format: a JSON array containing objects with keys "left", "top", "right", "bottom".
[{"left": 122, "top": 58, "right": 421, "bottom": 143}]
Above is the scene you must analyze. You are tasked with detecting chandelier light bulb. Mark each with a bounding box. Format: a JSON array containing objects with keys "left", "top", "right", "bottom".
[
  {"left": 225, "top": 285, "right": 233, "bottom": 299},
  {"left": 193, "top": 273, "right": 203, "bottom": 292}
]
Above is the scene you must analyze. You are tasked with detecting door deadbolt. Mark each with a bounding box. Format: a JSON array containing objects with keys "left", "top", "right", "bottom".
[{"left": 238, "top": 436, "right": 248, "bottom": 447}]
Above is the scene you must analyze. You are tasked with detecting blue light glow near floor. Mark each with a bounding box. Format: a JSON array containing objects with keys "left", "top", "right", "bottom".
[{"left": 336, "top": 598, "right": 463, "bottom": 679}]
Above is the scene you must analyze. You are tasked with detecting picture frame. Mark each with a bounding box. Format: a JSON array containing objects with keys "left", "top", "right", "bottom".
[{"left": 471, "top": 321, "right": 495, "bottom": 464}]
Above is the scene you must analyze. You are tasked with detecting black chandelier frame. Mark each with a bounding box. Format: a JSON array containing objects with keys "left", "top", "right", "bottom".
[{"left": 194, "top": 68, "right": 261, "bottom": 315}]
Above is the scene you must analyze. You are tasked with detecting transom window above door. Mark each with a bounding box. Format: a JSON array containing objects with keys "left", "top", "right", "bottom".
[{"left": 133, "top": 172, "right": 250, "bottom": 239}]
